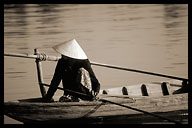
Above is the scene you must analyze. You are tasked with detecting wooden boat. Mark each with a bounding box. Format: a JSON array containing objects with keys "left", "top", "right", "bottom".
[
  {"left": 4, "top": 80, "right": 188, "bottom": 124},
  {"left": 4, "top": 51, "right": 188, "bottom": 124}
]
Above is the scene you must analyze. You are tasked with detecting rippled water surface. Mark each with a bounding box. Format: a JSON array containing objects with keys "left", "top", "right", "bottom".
[{"left": 4, "top": 4, "right": 188, "bottom": 124}]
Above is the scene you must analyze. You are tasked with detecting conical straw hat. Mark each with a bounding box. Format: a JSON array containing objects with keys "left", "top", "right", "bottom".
[{"left": 53, "top": 39, "right": 88, "bottom": 60}]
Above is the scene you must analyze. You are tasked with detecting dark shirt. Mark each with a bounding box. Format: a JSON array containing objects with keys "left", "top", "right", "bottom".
[{"left": 44, "top": 58, "right": 100, "bottom": 102}]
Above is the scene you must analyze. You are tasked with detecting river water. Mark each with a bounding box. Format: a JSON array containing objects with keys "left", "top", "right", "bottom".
[{"left": 4, "top": 4, "right": 188, "bottom": 124}]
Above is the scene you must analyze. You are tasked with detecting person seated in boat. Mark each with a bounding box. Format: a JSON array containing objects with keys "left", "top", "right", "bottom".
[{"left": 43, "top": 39, "right": 100, "bottom": 102}]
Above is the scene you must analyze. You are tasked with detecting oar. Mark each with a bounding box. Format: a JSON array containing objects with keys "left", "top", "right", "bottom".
[
  {"left": 4, "top": 52, "right": 61, "bottom": 61},
  {"left": 91, "top": 61, "right": 188, "bottom": 81},
  {"left": 42, "top": 83, "right": 181, "bottom": 124},
  {"left": 4, "top": 52, "right": 188, "bottom": 81}
]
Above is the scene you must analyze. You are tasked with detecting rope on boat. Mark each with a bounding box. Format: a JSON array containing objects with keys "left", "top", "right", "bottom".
[
  {"left": 99, "top": 99, "right": 182, "bottom": 124},
  {"left": 82, "top": 102, "right": 105, "bottom": 118}
]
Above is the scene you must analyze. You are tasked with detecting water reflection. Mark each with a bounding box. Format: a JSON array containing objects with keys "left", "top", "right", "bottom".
[
  {"left": 163, "top": 4, "right": 187, "bottom": 39},
  {"left": 35, "top": 4, "right": 62, "bottom": 24},
  {"left": 162, "top": 4, "right": 188, "bottom": 62},
  {"left": 163, "top": 4, "right": 186, "bottom": 20}
]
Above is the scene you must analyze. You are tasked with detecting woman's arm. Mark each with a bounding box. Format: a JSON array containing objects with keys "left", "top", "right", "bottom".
[
  {"left": 85, "top": 60, "right": 100, "bottom": 95},
  {"left": 43, "top": 59, "right": 63, "bottom": 102}
]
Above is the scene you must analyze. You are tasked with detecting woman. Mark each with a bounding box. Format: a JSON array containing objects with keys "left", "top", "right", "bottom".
[{"left": 43, "top": 39, "right": 100, "bottom": 102}]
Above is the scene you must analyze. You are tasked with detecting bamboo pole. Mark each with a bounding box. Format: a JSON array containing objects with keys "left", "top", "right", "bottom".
[
  {"left": 4, "top": 52, "right": 188, "bottom": 81},
  {"left": 34, "top": 49, "right": 47, "bottom": 98},
  {"left": 91, "top": 61, "right": 188, "bottom": 81}
]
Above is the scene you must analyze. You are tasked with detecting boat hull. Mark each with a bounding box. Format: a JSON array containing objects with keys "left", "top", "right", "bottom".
[{"left": 4, "top": 93, "right": 188, "bottom": 124}]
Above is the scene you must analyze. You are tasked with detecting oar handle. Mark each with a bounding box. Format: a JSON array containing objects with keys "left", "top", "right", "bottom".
[
  {"left": 4, "top": 53, "right": 61, "bottom": 61},
  {"left": 4, "top": 53, "right": 37, "bottom": 59}
]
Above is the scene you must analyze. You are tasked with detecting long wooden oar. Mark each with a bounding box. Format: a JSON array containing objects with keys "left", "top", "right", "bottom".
[
  {"left": 91, "top": 62, "right": 188, "bottom": 81},
  {"left": 4, "top": 52, "right": 188, "bottom": 81},
  {"left": 42, "top": 83, "right": 181, "bottom": 124}
]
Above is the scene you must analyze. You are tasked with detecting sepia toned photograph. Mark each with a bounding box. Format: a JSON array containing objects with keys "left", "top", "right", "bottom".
[{"left": 4, "top": 4, "right": 188, "bottom": 124}]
